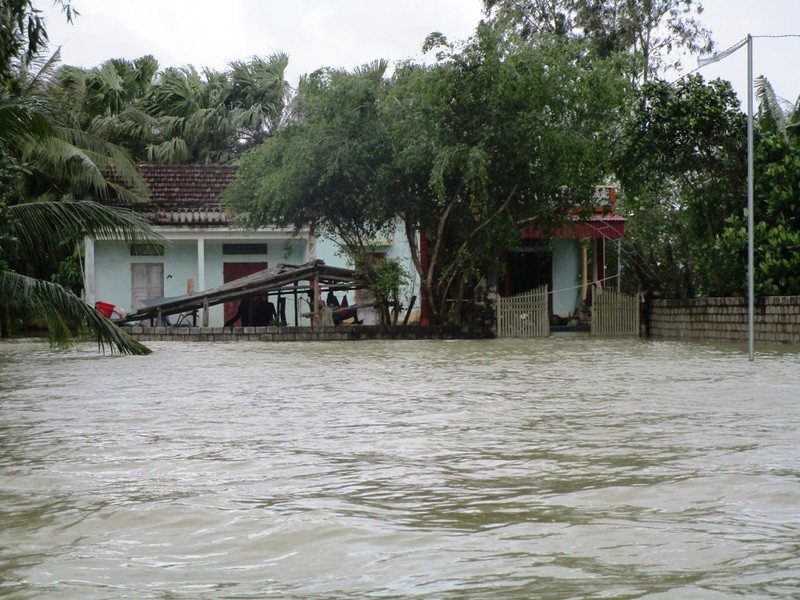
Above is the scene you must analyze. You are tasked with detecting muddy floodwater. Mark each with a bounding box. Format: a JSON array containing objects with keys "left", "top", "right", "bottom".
[{"left": 1, "top": 337, "right": 799, "bottom": 599}]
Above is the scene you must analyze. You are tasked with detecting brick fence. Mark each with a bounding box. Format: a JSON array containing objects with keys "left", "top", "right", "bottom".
[
  {"left": 123, "top": 324, "right": 494, "bottom": 343},
  {"left": 649, "top": 296, "right": 800, "bottom": 344}
]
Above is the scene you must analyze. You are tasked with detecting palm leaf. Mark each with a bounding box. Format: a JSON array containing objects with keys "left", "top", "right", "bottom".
[
  {"left": 19, "top": 50, "right": 63, "bottom": 96},
  {"left": 53, "top": 126, "right": 150, "bottom": 199},
  {"left": 0, "top": 270, "right": 151, "bottom": 355},
  {"left": 9, "top": 200, "right": 163, "bottom": 263},
  {"left": 19, "top": 125, "right": 150, "bottom": 203},
  {"left": 145, "top": 136, "right": 189, "bottom": 164},
  {"left": 755, "top": 76, "right": 792, "bottom": 139},
  {"left": 0, "top": 102, "right": 51, "bottom": 146}
]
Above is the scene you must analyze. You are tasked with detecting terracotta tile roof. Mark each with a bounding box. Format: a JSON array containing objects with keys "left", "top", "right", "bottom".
[
  {"left": 140, "top": 164, "right": 237, "bottom": 208},
  {"left": 133, "top": 164, "right": 239, "bottom": 226}
]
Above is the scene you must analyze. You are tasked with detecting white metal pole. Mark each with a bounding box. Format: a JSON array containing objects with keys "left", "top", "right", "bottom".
[{"left": 747, "top": 35, "right": 755, "bottom": 362}]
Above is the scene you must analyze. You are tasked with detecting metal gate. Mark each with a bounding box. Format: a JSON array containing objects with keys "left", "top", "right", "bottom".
[
  {"left": 496, "top": 285, "right": 549, "bottom": 338},
  {"left": 591, "top": 289, "right": 640, "bottom": 336}
]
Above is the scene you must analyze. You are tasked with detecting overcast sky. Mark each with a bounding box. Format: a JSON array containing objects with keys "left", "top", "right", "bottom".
[{"left": 42, "top": 0, "right": 800, "bottom": 105}]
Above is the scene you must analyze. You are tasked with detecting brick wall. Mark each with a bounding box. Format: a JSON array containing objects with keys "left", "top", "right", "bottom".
[
  {"left": 123, "top": 324, "right": 494, "bottom": 343},
  {"left": 649, "top": 296, "right": 800, "bottom": 344}
]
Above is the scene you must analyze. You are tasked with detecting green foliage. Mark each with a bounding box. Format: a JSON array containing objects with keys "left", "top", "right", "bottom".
[
  {"left": 387, "top": 27, "right": 631, "bottom": 322},
  {"left": 225, "top": 61, "right": 398, "bottom": 257},
  {"left": 355, "top": 256, "right": 410, "bottom": 324},
  {"left": 0, "top": 4, "right": 156, "bottom": 353},
  {"left": 0, "top": 1, "right": 75, "bottom": 84},
  {"left": 716, "top": 217, "right": 800, "bottom": 297},
  {"left": 714, "top": 129, "right": 800, "bottom": 297},
  {"left": 618, "top": 73, "right": 800, "bottom": 300},
  {"left": 228, "top": 27, "right": 631, "bottom": 324},
  {"left": 615, "top": 75, "right": 747, "bottom": 297},
  {"left": 482, "top": 0, "right": 713, "bottom": 82},
  {"left": 47, "top": 53, "right": 291, "bottom": 165},
  {"left": 50, "top": 238, "right": 83, "bottom": 294},
  {"left": 756, "top": 224, "right": 800, "bottom": 296}
]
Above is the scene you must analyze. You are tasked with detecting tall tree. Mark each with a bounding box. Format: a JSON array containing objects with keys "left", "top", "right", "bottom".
[
  {"left": 1, "top": 6, "right": 154, "bottom": 354},
  {"left": 483, "top": 0, "right": 713, "bottom": 81},
  {"left": 229, "top": 53, "right": 292, "bottom": 146},
  {"left": 227, "top": 27, "right": 631, "bottom": 324},
  {"left": 225, "top": 60, "right": 397, "bottom": 258},
  {"left": 715, "top": 79, "right": 800, "bottom": 297},
  {"left": 615, "top": 75, "right": 747, "bottom": 297},
  {"left": 388, "top": 28, "right": 630, "bottom": 323},
  {"left": 49, "top": 53, "right": 292, "bottom": 165},
  {"left": 51, "top": 55, "right": 160, "bottom": 161}
]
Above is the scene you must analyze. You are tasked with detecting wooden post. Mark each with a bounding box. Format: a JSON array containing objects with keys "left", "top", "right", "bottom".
[
  {"left": 313, "top": 275, "right": 320, "bottom": 327},
  {"left": 581, "top": 243, "right": 589, "bottom": 303},
  {"left": 293, "top": 282, "right": 299, "bottom": 326},
  {"left": 202, "top": 297, "right": 209, "bottom": 327},
  {"left": 403, "top": 295, "right": 417, "bottom": 325},
  {"left": 419, "top": 232, "right": 430, "bottom": 326}
]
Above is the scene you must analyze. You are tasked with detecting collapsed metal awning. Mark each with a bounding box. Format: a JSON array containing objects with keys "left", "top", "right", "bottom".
[{"left": 118, "top": 260, "right": 364, "bottom": 324}]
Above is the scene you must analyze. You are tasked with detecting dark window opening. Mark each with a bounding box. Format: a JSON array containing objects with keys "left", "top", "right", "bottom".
[
  {"left": 130, "top": 244, "right": 165, "bottom": 256},
  {"left": 223, "top": 243, "right": 268, "bottom": 255}
]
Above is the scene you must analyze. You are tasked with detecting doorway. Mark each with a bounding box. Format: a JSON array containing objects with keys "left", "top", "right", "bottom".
[
  {"left": 131, "top": 263, "right": 164, "bottom": 311},
  {"left": 223, "top": 262, "right": 267, "bottom": 325}
]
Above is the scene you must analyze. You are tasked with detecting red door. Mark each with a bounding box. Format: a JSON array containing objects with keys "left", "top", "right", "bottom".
[{"left": 223, "top": 262, "right": 267, "bottom": 325}]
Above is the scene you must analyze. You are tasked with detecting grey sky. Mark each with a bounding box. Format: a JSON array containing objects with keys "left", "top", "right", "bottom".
[{"left": 42, "top": 0, "right": 800, "bottom": 104}]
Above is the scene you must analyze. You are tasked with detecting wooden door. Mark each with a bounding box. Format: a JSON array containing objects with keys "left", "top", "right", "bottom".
[
  {"left": 131, "top": 263, "right": 164, "bottom": 311},
  {"left": 223, "top": 262, "right": 267, "bottom": 325}
]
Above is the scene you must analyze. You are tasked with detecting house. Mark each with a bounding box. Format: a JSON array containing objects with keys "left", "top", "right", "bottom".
[
  {"left": 85, "top": 166, "right": 622, "bottom": 330},
  {"left": 501, "top": 186, "right": 626, "bottom": 324},
  {"left": 84, "top": 164, "right": 413, "bottom": 327}
]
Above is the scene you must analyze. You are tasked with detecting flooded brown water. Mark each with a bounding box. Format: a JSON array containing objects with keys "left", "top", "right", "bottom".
[{"left": 1, "top": 337, "right": 799, "bottom": 599}]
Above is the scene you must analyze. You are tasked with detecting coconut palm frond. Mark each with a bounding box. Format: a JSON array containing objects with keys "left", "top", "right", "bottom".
[
  {"left": 21, "top": 126, "right": 148, "bottom": 202},
  {"left": 10, "top": 200, "right": 162, "bottom": 262},
  {"left": 53, "top": 126, "right": 149, "bottom": 199},
  {"left": 0, "top": 270, "right": 151, "bottom": 355},
  {"left": 0, "top": 102, "right": 52, "bottom": 146},
  {"left": 30, "top": 133, "right": 107, "bottom": 186},
  {"left": 146, "top": 137, "right": 189, "bottom": 164},
  {"left": 755, "top": 76, "right": 791, "bottom": 139},
  {"left": 21, "top": 50, "right": 63, "bottom": 95},
  {"left": 352, "top": 59, "right": 390, "bottom": 80}
]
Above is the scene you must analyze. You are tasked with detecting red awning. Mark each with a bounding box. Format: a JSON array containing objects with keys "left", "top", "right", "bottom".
[{"left": 522, "top": 215, "right": 625, "bottom": 240}]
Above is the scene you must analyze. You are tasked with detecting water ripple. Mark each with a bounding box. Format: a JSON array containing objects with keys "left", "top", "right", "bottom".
[{"left": 1, "top": 337, "right": 799, "bottom": 598}]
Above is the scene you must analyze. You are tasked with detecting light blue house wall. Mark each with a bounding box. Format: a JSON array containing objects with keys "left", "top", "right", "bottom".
[
  {"left": 85, "top": 163, "right": 421, "bottom": 327},
  {"left": 87, "top": 228, "right": 313, "bottom": 327},
  {"left": 87, "top": 226, "right": 416, "bottom": 327},
  {"left": 315, "top": 222, "right": 419, "bottom": 324},
  {"left": 552, "top": 239, "right": 581, "bottom": 318}
]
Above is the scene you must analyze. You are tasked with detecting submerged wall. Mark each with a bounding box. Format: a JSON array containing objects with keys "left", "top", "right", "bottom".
[
  {"left": 123, "top": 324, "right": 494, "bottom": 343},
  {"left": 649, "top": 296, "right": 800, "bottom": 344}
]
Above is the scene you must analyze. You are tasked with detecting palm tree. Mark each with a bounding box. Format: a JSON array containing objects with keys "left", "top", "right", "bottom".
[
  {"left": 1, "top": 55, "right": 157, "bottom": 354},
  {"left": 51, "top": 55, "right": 161, "bottom": 161},
  {"left": 142, "top": 65, "right": 233, "bottom": 164},
  {"left": 145, "top": 56, "right": 292, "bottom": 164},
  {"left": 45, "top": 53, "right": 293, "bottom": 166},
  {"left": 756, "top": 76, "right": 800, "bottom": 140},
  {"left": 229, "top": 53, "right": 291, "bottom": 147}
]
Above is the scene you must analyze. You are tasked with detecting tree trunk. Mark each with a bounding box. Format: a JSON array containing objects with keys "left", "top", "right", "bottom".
[{"left": 0, "top": 303, "right": 11, "bottom": 338}]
